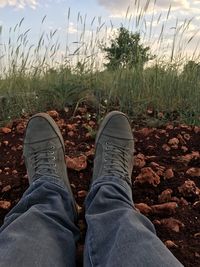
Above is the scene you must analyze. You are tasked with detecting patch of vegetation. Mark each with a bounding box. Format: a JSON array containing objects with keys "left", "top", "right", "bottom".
[{"left": 0, "top": 5, "right": 200, "bottom": 126}]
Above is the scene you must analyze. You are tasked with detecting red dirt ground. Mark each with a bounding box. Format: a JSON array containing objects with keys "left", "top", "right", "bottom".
[{"left": 0, "top": 106, "right": 200, "bottom": 267}]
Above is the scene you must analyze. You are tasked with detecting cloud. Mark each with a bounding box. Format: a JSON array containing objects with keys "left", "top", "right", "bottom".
[
  {"left": 0, "top": 0, "right": 38, "bottom": 9},
  {"left": 98, "top": 0, "right": 190, "bottom": 16},
  {"left": 68, "top": 22, "right": 78, "bottom": 34}
]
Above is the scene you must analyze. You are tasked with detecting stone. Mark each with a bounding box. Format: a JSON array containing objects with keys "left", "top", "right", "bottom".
[
  {"left": 158, "top": 189, "right": 173, "bottom": 203},
  {"left": 135, "top": 167, "right": 160, "bottom": 187},
  {"left": 164, "top": 168, "right": 174, "bottom": 180},
  {"left": 178, "top": 180, "right": 200, "bottom": 197},
  {"left": 168, "top": 138, "right": 179, "bottom": 146},
  {"left": 160, "top": 218, "right": 184, "bottom": 233},
  {"left": 1, "top": 185, "right": 11, "bottom": 193},
  {"left": 134, "top": 153, "right": 146, "bottom": 168},
  {"left": 65, "top": 155, "right": 87, "bottom": 171},
  {"left": 151, "top": 202, "right": 177, "bottom": 215},
  {"left": 135, "top": 203, "right": 152, "bottom": 215},
  {"left": 0, "top": 200, "right": 11, "bottom": 209},
  {"left": 47, "top": 110, "right": 59, "bottom": 118},
  {"left": 186, "top": 168, "right": 200, "bottom": 177},
  {"left": 164, "top": 240, "right": 178, "bottom": 248},
  {"left": 77, "top": 190, "right": 88, "bottom": 198},
  {"left": 0, "top": 127, "right": 11, "bottom": 134}
]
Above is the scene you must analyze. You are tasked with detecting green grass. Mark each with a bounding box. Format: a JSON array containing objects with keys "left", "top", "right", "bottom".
[{"left": 0, "top": 3, "right": 200, "bottom": 126}]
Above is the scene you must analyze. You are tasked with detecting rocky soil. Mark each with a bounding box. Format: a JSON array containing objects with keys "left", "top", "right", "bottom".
[{"left": 0, "top": 106, "right": 200, "bottom": 267}]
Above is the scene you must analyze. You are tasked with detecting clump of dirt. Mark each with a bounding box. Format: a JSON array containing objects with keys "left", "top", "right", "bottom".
[{"left": 0, "top": 106, "right": 200, "bottom": 267}]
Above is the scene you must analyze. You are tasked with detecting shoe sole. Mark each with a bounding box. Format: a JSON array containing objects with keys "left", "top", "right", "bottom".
[{"left": 26, "top": 113, "right": 78, "bottom": 219}]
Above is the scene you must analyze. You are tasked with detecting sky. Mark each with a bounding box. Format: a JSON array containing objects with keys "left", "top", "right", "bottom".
[{"left": 0, "top": 0, "right": 200, "bottom": 68}]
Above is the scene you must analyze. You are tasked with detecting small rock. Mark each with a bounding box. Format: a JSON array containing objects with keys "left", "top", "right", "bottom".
[
  {"left": 16, "top": 121, "right": 26, "bottom": 134},
  {"left": 66, "top": 124, "right": 77, "bottom": 131},
  {"left": 168, "top": 138, "right": 179, "bottom": 146},
  {"left": 164, "top": 240, "right": 178, "bottom": 248},
  {"left": 177, "top": 134, "right": 187, "bottom": 145},
  {"left": 177, "top": 152, "right": 199, "bottom": 166},
  {"left": 195, "top": 252, "right": 200, "bottom": 258},
  {"left": 134, "top": 153, "right": 146, "bottom": 168},
  {"left": 0, "top": 127, "right": 11, "bottom": 134},
  {"left": 194, "top": 126, "right": 200, "bottom": 134},
  {"left": 77, "top": 107, "right": 87, "bottom": 114},
  {"left": 160, "top": 218, "right": 184, "bottom": 232},
  {"left": 1, "top": 185, "right": 11, "bottom": 193},
  {"left": 17, "top": 145, "right": 23, "bottom": 151},
  {"left": 88, "top": 120, "right": 96, "bottom": 127},
  {"left": 186, "top": 168, "right": 200, "bottom": 177},
  {"left": 151, "top": 202, "right": 177, "bottom": 215},
  {"left": 135, "top": 167, "right": 160, "bottom": 187},
  {"left": 183, "top": 133, "right": 190, "bottom": 141},
  {"left": 12, "top": 170, "right": 18, "bottom": 175},
  {"left": 162, "top": 144, "right": 171, "bottom": 152},
  {"left": 85, "top": 148, "right": 95, "bottom": 157},
  {"left": 65, "top": 155, "right": 87, "bottom": 171},
  {"left": 164, "top": 168, "right": 174, "bottom": 180},
  {"left": 153, "top": 219, "right": 161, "bottom": 225},
  {"left": 3, "top": 140, "right": 9, "bottom": 146},
  {"left": 47, "top": 110, "right": 59, "bottom": 118},
  {"left": 137, "top": 128, "right": 153, "bottom": 137},
  {"left": 158, "top": 189, "right": 173, "bottom": 203},
  {"left": 178, "top": 197, "right": 188, "bottom": 206},
  {"left": 23, "top": 174, "right": 28, "bottom": 179},
  {"left": 0, "top": 200, "right": 11, "bottom": 210},
  {"left": 194, "top": 232, "right": 200, "bottom": 238},
  {"left": 77, "top": 190, "right": 88, "bottom": 198},
  {"left": 68, "top": 131, "right": 74, "bottom": 137},
  {"left": 166, "top": 124, "right": 173, "bottom": 130},
  {"left": 181, "top": 146, "right": 188, "bottom": 153},
  {"left": 135, "top": 203, "right": 152, "bottom": 215},
  {"left": 11, "top": 146, "right": 17, "bottom": 152},
  {"left": 178, "top": 180, "right": 200, "bottom": 198}
]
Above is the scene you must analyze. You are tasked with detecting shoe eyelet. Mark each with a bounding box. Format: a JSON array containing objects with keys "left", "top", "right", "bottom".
[
  {"left": 53, "top": 163, "right": 56, "bottom": 167},
  {"left": 51, "top": 146, "right": 55, "bottom": 149},
  {"left": 52, "top": 156, "right": 56, "bottom": 161},
  {"left": 105, "top": 142, "right": 109, "bottom": 150}
]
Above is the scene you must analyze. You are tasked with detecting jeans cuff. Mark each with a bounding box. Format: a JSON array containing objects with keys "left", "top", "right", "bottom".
[
  {"left": 32, "top": 175, "right": 67, "bottom": 189},
  {"left": 90, "top": 175, "right": 133, "bottom": 198}
]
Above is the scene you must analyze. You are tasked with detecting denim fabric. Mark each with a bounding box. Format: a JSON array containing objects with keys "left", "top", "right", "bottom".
[
  {"left": 84, "top": 176, "right": 183, "bottom": 267},
  {"left": 0, "top": 176, "right": 79, "bottom": 267},
  {"left": 0, "top": 175, "right": 183, "bottom": 267}
]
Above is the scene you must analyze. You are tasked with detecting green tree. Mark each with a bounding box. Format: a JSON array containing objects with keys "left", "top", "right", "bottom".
[
  {"left": 102, "top": 27, "right": 153, "bottom": 70},
  {"left": 182, "top": 60, "right": 200, "bottom": 76}
]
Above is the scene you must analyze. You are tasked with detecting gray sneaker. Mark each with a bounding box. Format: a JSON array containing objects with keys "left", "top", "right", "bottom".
[
  {"left": 92, "top": 111, "right": 134, "bottom": 185},
  {"left": 23, "top": 113, "right": 77, "bottom": 215}
]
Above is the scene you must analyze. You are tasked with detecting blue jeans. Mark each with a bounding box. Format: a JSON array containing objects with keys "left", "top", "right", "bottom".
[{"left": 0, "top": 175, "right": 183, "bottom": 267}]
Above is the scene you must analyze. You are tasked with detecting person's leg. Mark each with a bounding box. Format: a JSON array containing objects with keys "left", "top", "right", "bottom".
[
  {"left": 84, "top": 111, "right": 183, "bottom": 267},
  {"left": 0, "top": 177, "right": 79, "bottom": 267},
  {"left": 0, "top": 113, "right": 79, "bottom": 267}
]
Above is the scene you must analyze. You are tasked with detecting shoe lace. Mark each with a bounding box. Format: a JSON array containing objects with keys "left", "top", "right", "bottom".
[
  {"left": 103, "top": 142, "right": 130, "bottom": 181},
  {"left": 31, "top": 145, "right": 58, "bottom": 176}
]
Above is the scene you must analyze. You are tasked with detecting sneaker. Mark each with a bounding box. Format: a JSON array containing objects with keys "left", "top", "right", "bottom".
[
  {"left": 92, "top": 111, "right": 134, "bottom": 185},
  {"left": 23, "top": 113, "right": 77, "bottom": 214}
]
